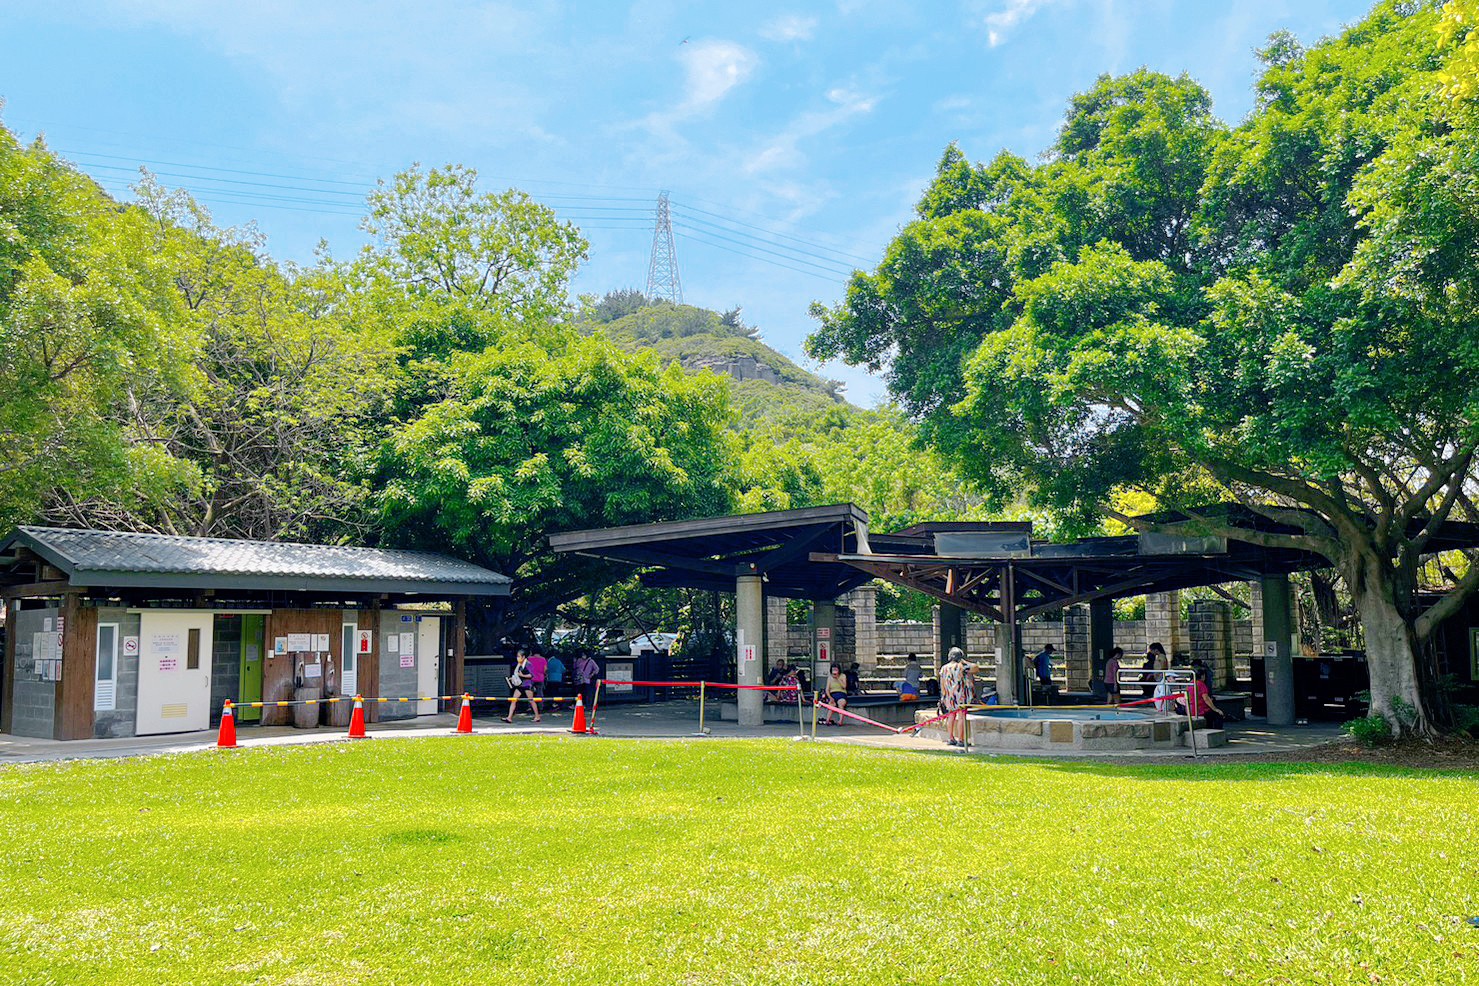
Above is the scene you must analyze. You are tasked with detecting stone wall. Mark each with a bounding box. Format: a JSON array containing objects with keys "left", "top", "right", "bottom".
[
  {"left": 92, "top": 608, "right": 141, "bottom": 738},
  {"left": 8, "top": 605, "right": 61, "bottom": 738},
  {"left": 379, "top": 612, "right": 420, "bottom": 720},
  {"left": 209, "top": 614, "right": 243, "bottom": 726},
  {"left": 1189, "top": 600, "right": 1234, "bottom": 687}
]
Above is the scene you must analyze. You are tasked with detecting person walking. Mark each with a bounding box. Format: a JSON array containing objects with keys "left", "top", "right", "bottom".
[
  {"left": 527, "top": 647, "right": 548, "bottom": 714},
  {"left": 938, "top": 647, "right": 972, "bottom": 748},
  {"left": 503, "top": 650, "right": 542, "bottom": 723},
  {"left": 1103, "top": 647, "right": 1124, "bottom": 705}
]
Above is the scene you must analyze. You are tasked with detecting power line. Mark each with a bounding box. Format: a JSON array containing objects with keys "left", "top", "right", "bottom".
[
  {"left": 675, "top": 228, "right": 849, "bottom": 284},
  {"left": 675, "top": 195, "right": 876, "bottom": 263},
  {"left": 670, "top": 221, "right": 853, "bottom": 277}
]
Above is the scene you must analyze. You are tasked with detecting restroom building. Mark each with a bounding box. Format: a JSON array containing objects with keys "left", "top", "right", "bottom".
[{"left": 0, "top": 527, "right": 510, "bottom": 740}]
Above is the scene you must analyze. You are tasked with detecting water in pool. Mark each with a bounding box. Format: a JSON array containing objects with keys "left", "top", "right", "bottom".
[{"left": 973, "top": 709, "right": 1151, "bottom": 721}]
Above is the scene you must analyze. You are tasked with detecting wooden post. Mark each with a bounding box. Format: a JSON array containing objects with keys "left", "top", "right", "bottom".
[
  {"left": 2, "top": 597, "right": 17, "bottom": 734},
  {"left": 55, "top": 592, "right": 97, "bottom": 740}
]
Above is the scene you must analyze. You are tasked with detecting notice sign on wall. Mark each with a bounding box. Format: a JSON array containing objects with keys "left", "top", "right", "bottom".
[
  {"left": 123, "top": 636, "right": 139, "bottom": 656},
  {"left": 400, "top": 633, "right": 416, "bottom": 656},
  {"left": 741, "top": 644, "right": 757, "bottom": 663},
  {"left": 399, "top": 653, "right": 415, "bottom": 669},
  {"left": 606, "top": 662, "right": 634, "bottom": 693},
  {"left": 313, "top": 634, "right": 330, "bottom": 652},
  {"left": 303, "top": 662, "right": 323, "bottom": 679},
  {"left": 357, "top": 630, "right": 373, "bottom": 655},
  {"left": 286, "top": 633, "right": 312, "bottom": 652}
]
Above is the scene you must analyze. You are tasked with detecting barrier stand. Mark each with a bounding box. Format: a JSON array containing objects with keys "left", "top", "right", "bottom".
[
  {"left": 795, "top": 685, "right": 805, "bottom": 741},
  {"left": 588, "top": 681, "right": 603, "bottom": 736},
  {"left": 695, "top": 681, "right": 709, "bottom": 737},
  {"left": 810, "top": 690, "right": 820, "bottom": 740}
]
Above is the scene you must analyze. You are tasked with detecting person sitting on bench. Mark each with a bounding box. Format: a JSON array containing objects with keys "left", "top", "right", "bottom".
[
  {"left": 1175, "top": 666, "right": 1227, "bottom": 729},
  {"left": 895, "top": 653, "right": 923, "bottom": 701}
]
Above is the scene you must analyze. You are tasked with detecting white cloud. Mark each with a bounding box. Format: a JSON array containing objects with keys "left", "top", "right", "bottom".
[
  {"left": 760, "top": 14, "right": 819, "bottom": 43},
  {"left": 745, "top": 87, "right": 877, "bottom": 177},
  {"left": 677, "top": 39, "right": 760, "bottom": 112},
  {"left": 981, "top": 0, "right": 1056, "bottom": 47}
]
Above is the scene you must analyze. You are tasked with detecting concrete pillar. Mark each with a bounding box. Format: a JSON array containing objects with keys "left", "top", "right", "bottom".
[
  {"left": 1145, "top": 591, "right": 1185, "bottom": 659},
  {"left": 736, "top": 575, "right": 765, "bottom": 727},
  {"left": 1249, "top": 579, "right": 1265, "bottom": 648},
  {"left": 812, "top": 600, "right": 838, "bottom": 683},
  {"left": 1089, "top": 597, "right": 1114, "bottom": 684},
  {"left": 848, "top": 585, "right": 879, "bottom": 669},
  {"left": 1261, "top": 574, "right": 1296, "bottom": 725},
  {"left": 934, "top": 603, "right": 965, "bottom": 670}
]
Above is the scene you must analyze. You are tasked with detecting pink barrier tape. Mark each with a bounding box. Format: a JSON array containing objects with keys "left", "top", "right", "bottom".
[
  {"left": 815, "top": 700, "right": 904, "bottom": 734},
  {"left": 898, "top": 707, "right": 967, "bottom": 734}
]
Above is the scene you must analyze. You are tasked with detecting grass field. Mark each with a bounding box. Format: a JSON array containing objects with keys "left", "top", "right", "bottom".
[{"left": 1, "top": 738, "right": 1475, "bottom": 985}]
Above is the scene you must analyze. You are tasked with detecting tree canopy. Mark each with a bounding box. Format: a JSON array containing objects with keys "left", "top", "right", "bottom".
[{"left": 808, "top": 0, "right": 1479, "bottom": 734}]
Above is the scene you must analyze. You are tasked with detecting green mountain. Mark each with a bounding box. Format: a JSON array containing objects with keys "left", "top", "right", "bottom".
[{"left": 576, "top": 291, "right": 847, "bottom": 423}]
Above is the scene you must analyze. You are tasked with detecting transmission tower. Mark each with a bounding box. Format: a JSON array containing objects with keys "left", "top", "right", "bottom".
[{"left": 645, "top": 190, "right": 683, "bottom": 305}]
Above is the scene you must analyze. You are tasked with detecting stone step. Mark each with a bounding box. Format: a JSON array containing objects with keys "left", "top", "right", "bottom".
[{"left": 1180, "top": 728, "right": 1227, "bottom": 748}]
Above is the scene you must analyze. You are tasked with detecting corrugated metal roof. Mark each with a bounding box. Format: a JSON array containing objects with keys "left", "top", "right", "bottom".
[{"left": 4, "top": 527, "right": 509, "bottom": 595}]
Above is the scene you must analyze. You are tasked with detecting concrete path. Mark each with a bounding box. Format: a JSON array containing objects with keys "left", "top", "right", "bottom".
[{"left": 0, "top": 700, "right": 1345, "bottom": 766}]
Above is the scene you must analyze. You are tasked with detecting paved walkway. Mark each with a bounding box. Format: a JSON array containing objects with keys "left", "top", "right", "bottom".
[{"left": 0, "top": 700, "right": 1347, "bottom": 765}]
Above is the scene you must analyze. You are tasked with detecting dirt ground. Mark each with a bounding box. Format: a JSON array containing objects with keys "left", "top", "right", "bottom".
[{"left": 1221, "top": 735, "right": 1479, "bottom": 771}]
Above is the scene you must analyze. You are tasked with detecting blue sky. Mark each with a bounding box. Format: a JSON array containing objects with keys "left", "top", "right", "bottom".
[{"left": 2, "top": 0, "right": 1372, "bottom": 404}]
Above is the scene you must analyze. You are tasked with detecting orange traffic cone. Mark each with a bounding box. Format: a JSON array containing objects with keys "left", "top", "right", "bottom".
[
  {"left": 347, "top": 695, "right": 368, "bottom": 739},
  {"left": 217, "top": 700, "right": 238, "bottom": 749},
  {"left": 455, "top": 693, "right": 473, "bottom": 734},
  {"left": 570, "top": 694, "right": 588, "bottom": 734}
]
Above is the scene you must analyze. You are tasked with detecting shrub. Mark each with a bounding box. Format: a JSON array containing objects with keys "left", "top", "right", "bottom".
[{"left": 1344, "top": 712, "right": 1393, "bottom": 746}]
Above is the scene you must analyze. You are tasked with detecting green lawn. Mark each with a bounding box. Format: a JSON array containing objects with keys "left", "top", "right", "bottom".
[{"left": 1, "top": 738, "right": 1475, "bottom": 985}]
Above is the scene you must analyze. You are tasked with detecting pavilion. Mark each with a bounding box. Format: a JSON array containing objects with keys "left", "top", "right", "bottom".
[{"left": 551, "top": 503, "right": 1479, "bottom": 726}]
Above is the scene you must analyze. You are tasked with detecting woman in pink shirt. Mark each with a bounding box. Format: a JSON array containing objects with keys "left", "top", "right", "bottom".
[{"left": 1176, "top": 667, "right": 1227, "bottom": 729}]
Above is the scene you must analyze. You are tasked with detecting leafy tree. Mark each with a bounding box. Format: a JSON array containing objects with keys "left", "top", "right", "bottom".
[
  {"left": 0, "top": 122, "right": 184, "bottom": 532},
  {"left": 351, "top": 164, "right": 588, "bottom": 414},
  {"left": 46, "top": 178, "right": 396, "bottom": 541},
  {"left": 809, "top": 3, "right": 1479, "bottom": 735},
  {"left": 377, "top": 335, "right": 735, "bottom": 641}
]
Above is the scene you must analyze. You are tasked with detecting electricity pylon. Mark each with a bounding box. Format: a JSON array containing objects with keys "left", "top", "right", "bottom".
[{"left": 645, "top": 190, "right": 683, "bottom": 305}]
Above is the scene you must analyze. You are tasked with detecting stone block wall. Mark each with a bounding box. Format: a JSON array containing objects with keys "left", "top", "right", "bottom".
[
  {"left": 378, "top": 613, "right": 420, "bottom": 720},
  {"left": 92, "top": 607, "right": 141, "bottom": 739},
  {"left": 1189, "top": 600, "right": 1234, "bottom": 687},
  {"left": 8, "top": 605, "right": 61, "bottom": 738},
  {"left": 766, "top": 596, "right": 790, "bottom": 668},
  {"left": 209, "top": 614, "right": 242, "bottom": 726},
  {"left": 847, "top": 587, "right": 878, "bottom": 668},
  {"left": 1064, "top": 606, "right": 1091, "bottom": 691},
  {"left": 1144, "top": 591, "right": 1186, "bottom": 658}
]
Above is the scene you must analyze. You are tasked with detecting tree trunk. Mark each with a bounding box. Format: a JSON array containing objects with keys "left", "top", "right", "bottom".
[{"left": 1350, "top": 561, "right": 1431, "bottom": 738}]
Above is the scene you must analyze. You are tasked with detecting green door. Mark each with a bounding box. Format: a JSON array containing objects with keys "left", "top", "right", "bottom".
[{"left": 240, "top": 615, "right": 265, "bottom": 722}]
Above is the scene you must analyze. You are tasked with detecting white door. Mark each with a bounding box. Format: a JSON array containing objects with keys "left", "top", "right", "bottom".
[
  {"left": 136, "top": 611, "right": 213, "bottom": 735},
  {"left": 417, "top": 617, "right": 441, "bottom": 714}
]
